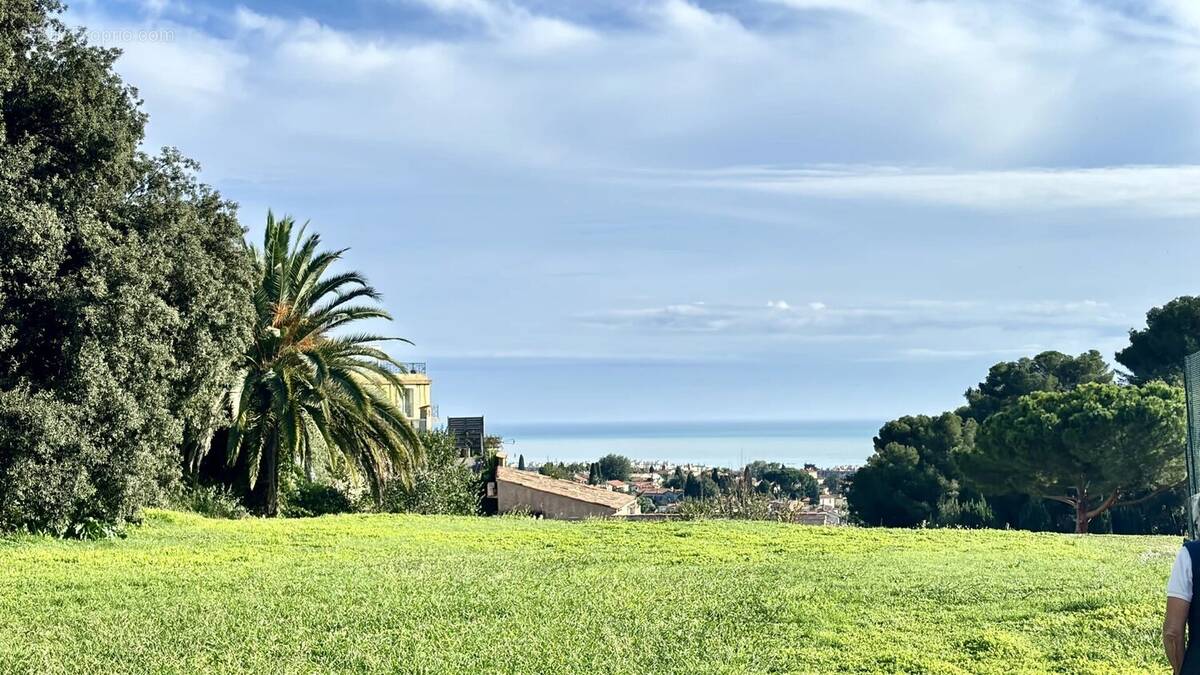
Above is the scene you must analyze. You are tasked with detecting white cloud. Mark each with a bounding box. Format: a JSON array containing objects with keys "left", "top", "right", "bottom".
[
  {"left": 584, "top": 298, "right": 1131, "bottom": 336},
  {"left": 651, "top": 164, "right": 1200, "bottom": 215},
  {"left": 63, "top": 0, "right": 1200, "bottom": 179},
  {"left": 400, "top": 0, "right": 597, "bottom": 52},
  {"left": 75, "top": 15, "right": 247, "bottom": 112},
  {"left": 892, "top": 346, "right": 1042, "bottom": 360}
]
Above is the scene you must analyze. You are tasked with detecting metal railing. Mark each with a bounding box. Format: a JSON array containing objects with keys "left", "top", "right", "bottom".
[{"left": 383, "top": 361, "right": 427, "bottom": 374}]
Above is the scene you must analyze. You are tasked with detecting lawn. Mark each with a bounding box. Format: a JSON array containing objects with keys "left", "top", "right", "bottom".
[{"left": 0, "top": 510, "right": 1181, "bottom": 674}]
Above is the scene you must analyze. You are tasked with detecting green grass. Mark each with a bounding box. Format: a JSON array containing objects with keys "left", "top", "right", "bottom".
[{"left": 0, "top": 510, "right": 1181, "bottom": 673}]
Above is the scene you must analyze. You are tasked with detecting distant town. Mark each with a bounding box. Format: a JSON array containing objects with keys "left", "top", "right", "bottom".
[{"left": 496, "top": 451, "right": 857, "bottom": 525}]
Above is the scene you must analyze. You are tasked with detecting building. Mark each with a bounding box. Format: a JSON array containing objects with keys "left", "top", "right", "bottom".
[
  {"left": 367, "top": 362, "right": 438, "bottom": 432},
  {"left": 447, "top": 416, "right": 486, "bottom": 457},
  {"left": 606, "top": 480, "right": 629, "bottom": 492},
  {"left": 795, "top": 510, "right": 842, "bottom": 526},
  {"left": 818, "top": 465, "right": 859, "bottom": 481},
  {"left": 637, "top": 486, "right": 682, "bottom": 508},
  {"left": 495, "top": 465, "right": 640, "bottom": 519}
]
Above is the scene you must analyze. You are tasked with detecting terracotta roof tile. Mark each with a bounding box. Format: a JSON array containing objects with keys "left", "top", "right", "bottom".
[{"left": 497, "top": 466, "right": 637, "bottom": 510}]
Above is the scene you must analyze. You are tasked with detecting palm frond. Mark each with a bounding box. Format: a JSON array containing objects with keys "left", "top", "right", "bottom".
[{"left": 220, "top": 211, "right": 424, "bottom": 515}]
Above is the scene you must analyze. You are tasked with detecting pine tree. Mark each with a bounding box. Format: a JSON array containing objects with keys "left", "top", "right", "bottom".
[{"left": 518, "top": 454, "right": 526, "bottom": 471}]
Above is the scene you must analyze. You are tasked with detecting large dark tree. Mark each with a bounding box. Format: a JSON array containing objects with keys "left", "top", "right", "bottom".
[
  {"left": 756, "top": 465, "right": 819, "bottom": 502},
  {"left": 597, "top": 454, "right": 632, "bottom": 482},
  {"left": 846, "top": 413, "right": 975, "bottom": 527},
  {"left": 963, "top": 350, "right": 1112, "bottom": 422},
  {"left": 969, "top": 382, "right": 1185, "bottom": 534},
  {"left": 1115, "top": 296, "right": 1200, "bottom": 385},
  {"left": 847, "top": 443, "right": 954, "bottom": 527},
  {"left": 0, "top": 2, "right": 254, "bottom": 534}
]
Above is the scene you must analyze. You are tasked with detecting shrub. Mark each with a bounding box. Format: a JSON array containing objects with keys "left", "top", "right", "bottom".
[
  {"left": 935, "top": 496, "right": 995, "bottom": 529},
  {"left": 280, "top": 475, "right": 354, "bottom": 518},
  {"left": 677, "top": 491, "right": 777, "bottom": 521},
  {"left": 168, "top": 484, "right": 248, "bottom": 520},
  {"left": 382, "top": 431, "right": 481, "bottom": 516}
]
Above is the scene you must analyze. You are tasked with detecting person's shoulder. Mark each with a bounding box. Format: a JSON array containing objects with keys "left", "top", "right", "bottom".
[{"left": 1183, "top": 540, "right": 1200, "bottom": 560}]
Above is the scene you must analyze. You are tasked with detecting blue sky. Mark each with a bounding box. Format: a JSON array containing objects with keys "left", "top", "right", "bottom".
[{"left": 67, "top": 0, "right": 1200, "bottom": 425}]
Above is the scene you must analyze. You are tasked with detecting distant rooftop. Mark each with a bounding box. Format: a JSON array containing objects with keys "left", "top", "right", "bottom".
[{"left": 497, "top": 466, "right": 637, "bottom": 511}]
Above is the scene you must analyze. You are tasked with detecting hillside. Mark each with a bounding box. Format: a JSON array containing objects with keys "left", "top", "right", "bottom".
[{"left": 0, "top": 511, "right": 1179, "bottom": 673}]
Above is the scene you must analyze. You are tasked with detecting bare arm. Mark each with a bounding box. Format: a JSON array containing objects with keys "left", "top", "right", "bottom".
[{"left": 1165, "top": 597, "right": 1189, "bottom": 674}]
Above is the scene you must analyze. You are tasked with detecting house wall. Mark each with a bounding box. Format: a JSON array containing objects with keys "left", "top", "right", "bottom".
[
  {"left": 364, "top": 372, "right": 435, "bottom": 430},
  {"left": 497, "top": 480, "right": 622, "bottom": 519}
]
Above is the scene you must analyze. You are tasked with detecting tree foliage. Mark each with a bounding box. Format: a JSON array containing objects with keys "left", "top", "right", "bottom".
[
  {"left": 757, "top": 465, "right": 819, "bottom": 502},
  {"left": 538, "top": 461, "right": 585, "bottom": 481},
  {"left": 1115, "top": 296, "right": 1200, "bottom": 385},
  {"left": 597, "top": 454, "right": 632, "bottom": 482},
  {"left": 846, "top": 413, "right": 975, "bottom": 527},
  {"left": 969, "top": 382, "right": 1185, "bottom": 533},
  {"left": 963, "top": 350, "right": 1112, "bottom": 422},
  {"left": 848, "top": 443, "right": 953, "bottom": 527},
  {"left": 224, "top": 213, "right": 421, "bottom": 516},
  {"left": 382, "top": 431, "right": 480, "bottom": 516},
  {"left": 0, "top": 2, "right": 254, "bottom": 533}
]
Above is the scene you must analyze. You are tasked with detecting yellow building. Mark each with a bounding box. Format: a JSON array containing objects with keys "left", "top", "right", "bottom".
[{"left": 368, "top": 362, "right": 438, "bottom": 432}]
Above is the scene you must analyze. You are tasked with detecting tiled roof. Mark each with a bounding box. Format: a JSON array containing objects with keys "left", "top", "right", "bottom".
[{"left": 497, "top": 466, "right": 637, "bottom": 510}]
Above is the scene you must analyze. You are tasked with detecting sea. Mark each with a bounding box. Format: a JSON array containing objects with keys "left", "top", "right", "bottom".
[{"left": 488, "top": 419, "right": 880, "bottom": 469}]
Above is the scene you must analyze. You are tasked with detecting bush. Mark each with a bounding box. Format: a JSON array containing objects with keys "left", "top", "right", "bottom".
[
  {"left": 677, "top": 491, "right": 777, "bottom": 521},
  {"left": 0, "top": 4, "right": 254, "bottom": 534},
  {"left": 281, "top": 475, "right": 354, "bottom": 518},
  {"left": 935, "top": 496, "right": 995, "bottom": 529},
  {"left": 382, "top": 431, "right": 481, "bottom": 516},
  {"left": 168, "top": 484, "right": 247, "bottom": 520}
]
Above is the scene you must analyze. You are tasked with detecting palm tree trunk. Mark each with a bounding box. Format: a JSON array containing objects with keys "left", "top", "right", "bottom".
[{"left": 264, "top": 443, "right": 279, "bottom": 517}]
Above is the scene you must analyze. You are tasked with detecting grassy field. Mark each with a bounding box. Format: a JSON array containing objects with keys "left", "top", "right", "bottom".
[{"left": 0, "top": 510, "right": 1181, "bottom": 674}]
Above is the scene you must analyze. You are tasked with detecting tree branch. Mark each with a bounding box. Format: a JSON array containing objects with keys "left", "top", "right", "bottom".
[
  {"left": 1111, "top": 480, "right": 1185, "bottom": 509},
  {"left": 1044, "top": 495, "right": 1077, "bottom": 507},
  {"left": 1085, "top": 490, "right": 1121, "bottom": 520}
]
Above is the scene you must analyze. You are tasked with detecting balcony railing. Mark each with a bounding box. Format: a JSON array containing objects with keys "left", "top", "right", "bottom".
[{"left": 383, "top": 361, "right": 426, "bottom": 374}]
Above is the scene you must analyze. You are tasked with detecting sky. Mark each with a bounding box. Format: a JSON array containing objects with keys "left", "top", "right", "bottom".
[{"left": 64, "top": 0, "right": 1200, "bottom": 426}]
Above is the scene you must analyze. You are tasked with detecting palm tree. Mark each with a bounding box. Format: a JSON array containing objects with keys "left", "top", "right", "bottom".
[{"left": 226, "top": 212, "right": 422, "bottom": 516}]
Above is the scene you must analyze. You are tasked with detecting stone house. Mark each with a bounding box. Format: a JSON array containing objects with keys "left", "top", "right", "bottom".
[{"left": 495, "top": 465, "right": 640, "bottom": 519}]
